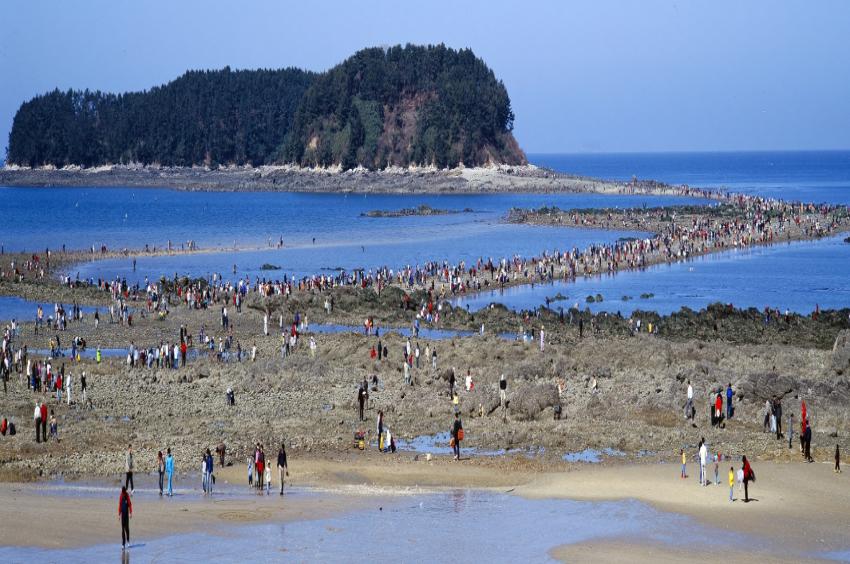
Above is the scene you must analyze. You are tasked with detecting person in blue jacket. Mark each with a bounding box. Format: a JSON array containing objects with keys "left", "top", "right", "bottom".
[
  {"left": 726, "top": 383, "right": 734, "bottom": 419},
  {"left": 205, "top": 448, "right": 214, "bottom": 494},
  {"left": 165, "top": 448, "right": 175, "bottom": 496}
]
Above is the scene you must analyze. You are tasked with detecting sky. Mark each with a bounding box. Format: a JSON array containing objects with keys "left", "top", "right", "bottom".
[{"left": 2, "top": 0, "right": 850, "bottom": 156}]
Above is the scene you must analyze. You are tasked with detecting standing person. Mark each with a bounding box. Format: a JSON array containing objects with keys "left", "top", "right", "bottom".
[
  {"left": 742, "top": 456, "right": 755, "bottom": 502},
  {"left": 728, "top": 466, "right": 735, "bottom": 502},
  {"left": 804, "top": 420, "right": 813, "bottom": 462},
  {"left": 264, "top": 462, "right": 272, "bottom": 495},
  {"left": 698, "top": 439, "right": 708, "bottom": 486},
  {"left": 539, "top": 326, "right": 545, "bottom": 353},
  {"left": 118, "top": 486, "right": 133, "bottom": 550},
  {"left": 157, "top": 451, "right": 165, "bottom": 496},
  {"left": 277, "top": 443, "right": 289, "bottom": 495},
  {"left": 377, "top": 411, "right": 385, "bottom": 451},
  {"left": 165, "top": 448, "right": 175, "bottom": 496},
  {"left": 34, "top": 401, "right": 42, "bottom": 443},
  {"left": 201, "top": 453, "right": 209, "bottom": 494},
  {"left": 451, "top": 413, "right": 463, "bottom": 461},
  {"left": 125, "top": 444, "right": 134, "bottom": 493},
  {"left": 247, "top": 455, "right": 253, "bottom": 488},
  {"left": 680, "top": 449, "right": 687, "bottom": 479},
  {"left": 206, "top": 448, "right": 214, "bottom": 494},
  {"left": 774, "top": 397, "right": 783, "bottom": 439},
  {"left": 66, "top": 372, "right": 73, "bottom": 405},
  {"left": 40, "top": 401, "right": 47, "bottom": 442},
  {"left": 788, "top": 412, "right": 795, "bottom": 449},
  {"left": 835, "top": 445, "right": 842, "bottom": 473},
  {"left": 80, "top": 371, "right": 87, "bottom": 405},
  {"left": 725, "top": 383, "right": 734, "bottom": 419},
  {"left": 714, "top": 453, "right": 720, "bottom": 485},
  {"left": 499, "top": 374, "right": 508, "bottom": 422},
  {"left": 685, "top": 381, "right": 693, "bottom": 420},
  {"left": 357, "top": 383, "right": 367, "bottom": 422}
]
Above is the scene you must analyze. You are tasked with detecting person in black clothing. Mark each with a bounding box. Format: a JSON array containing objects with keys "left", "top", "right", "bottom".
[
  {"left": 579, "top": 318, "right": 584, "bottom": 338},
  {"left": 804, "top": 420, "right": 813, "bottom": 462},
  {"left": 277, "top": 443, "right": 289, "bottom": 495},
  {"left": 377, "top": 340, "right": 382, "bottom": 361},
  {"left": 774, "top": 397, "right": 783, "bottom": 440},
  {"left": 357, "top": 383, "right": 367, "bottom": 422},
  {"left": 451, "top": 413, "right": 463, "bottom": 461},
  {"left": 118, "top": 486, "right": 132, "bottom": 549},
  {"left": 448, "top": 369, "right": 456, "bottom": 398}
]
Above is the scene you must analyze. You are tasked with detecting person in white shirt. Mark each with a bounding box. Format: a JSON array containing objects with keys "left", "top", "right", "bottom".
[
  {"left": 698, "top": 438, "right": 708, "bottom": 486},
  {"left": 686, "top": 381, "right": 694, "bottom": 420}
]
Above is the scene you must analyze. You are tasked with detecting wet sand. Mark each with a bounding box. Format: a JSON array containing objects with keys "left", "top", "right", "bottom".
[
  {"left": 0, "top": 479, "right": 381, "bottom": 549},
  {"left": 1, "top": 459, "right": 847, "bottom": 559}
]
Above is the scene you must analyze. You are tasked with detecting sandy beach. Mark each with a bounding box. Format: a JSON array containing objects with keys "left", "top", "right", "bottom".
[{"left": 1, "top": 457, "right": 846, "bottom": 560}]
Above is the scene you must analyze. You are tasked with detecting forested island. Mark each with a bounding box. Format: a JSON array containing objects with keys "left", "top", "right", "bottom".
[{"left": 6, "top": 44, "right": 525, "bottom": 170}]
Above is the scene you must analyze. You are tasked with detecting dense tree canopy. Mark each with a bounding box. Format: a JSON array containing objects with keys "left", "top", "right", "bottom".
[{"left": 7, "top": 44, "right": 525, "bottom": 169}]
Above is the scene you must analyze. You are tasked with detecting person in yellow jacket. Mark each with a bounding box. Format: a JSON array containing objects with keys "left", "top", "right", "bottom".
[{"left": 728, "top": 467, "right": 735, "bottom": 502}]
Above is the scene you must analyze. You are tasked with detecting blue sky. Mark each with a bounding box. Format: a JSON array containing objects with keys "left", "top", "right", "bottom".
[{"left": 2, "top": 0, "right": 849, "bottom": 155}]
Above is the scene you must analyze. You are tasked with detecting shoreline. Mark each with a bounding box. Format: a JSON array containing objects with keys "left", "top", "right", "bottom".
[
  {"left": 0, "top": 459, "right": 846, "bottom": 559},
  {"left": 0, "top": 164, "right": 720, "bottom": 198}
]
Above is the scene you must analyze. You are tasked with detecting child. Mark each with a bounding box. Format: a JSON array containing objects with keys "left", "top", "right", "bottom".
[
  {"left": 728, "top": 466, "right": 735, "bottom": 502},
  {"left": 736, "top": 467, "right": 744, "bottom": 499},
  {"left": 247, "top": 456, "right": 253, "bottom": 487},
  {"left": 714, "top": 453, "right": 719, "bottom": 485},
  {"left": 680, "top": 449, "right": 687, "bottom": 479},
  {"left": 836, "top": 444, "right": 842, "bottom": 474},
  {"left": 264, "top": 464, "right": 272, "bottom": 495}
]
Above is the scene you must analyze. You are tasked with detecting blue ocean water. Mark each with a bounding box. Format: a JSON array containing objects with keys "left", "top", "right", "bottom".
[
  {"left": 0, "top": 188, "right": 698, "bottom": 253},
  {"left": 452, "top": 236, "right": 850, "bottom": 315},
  {"left": 1, "top": 151, "right": 849, "bottom": 314},
  {"left": 530, "top": 151, "right": 850, "bottom": 204}
]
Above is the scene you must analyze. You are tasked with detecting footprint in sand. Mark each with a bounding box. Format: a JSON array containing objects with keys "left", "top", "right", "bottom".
[{"left": 215, "top": 509, "right": 273, "bottom": 522}]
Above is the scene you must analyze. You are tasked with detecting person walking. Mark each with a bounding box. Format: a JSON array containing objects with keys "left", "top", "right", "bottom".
[
  {"left": 118, "top": 486, "right": 133, "bottom": 550},
  {"left": 835, "top": 445, "right": 842, "bottom": 473},
  {"left": 165, "top": 448, "right": 175, "bottom": 496},
  {"left": 357, "top": 383, "right": 367, "bottom": 422},
  {"left": 157, "top": 451, "right": 165, "bottom": 496},
  {"left": 742, "top": 456, "right": 755, "bottom": 502},
  {"left": 277, "top": 443, "right": 289, "bottom": 495},
  {"left": 125, "top": 444, "right": 134, "bottom": 493},
  {"left": 451, "top": 413, "right": 463, "bottom": 461}
]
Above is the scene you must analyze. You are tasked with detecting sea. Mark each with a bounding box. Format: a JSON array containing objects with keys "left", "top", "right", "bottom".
[{"left": 1, "top": 151, "right": 849, "bottom": 318}]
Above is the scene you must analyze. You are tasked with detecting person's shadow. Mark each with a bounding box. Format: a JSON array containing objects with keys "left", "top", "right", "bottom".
[{"left": 743, "top": 498, "right": 760, "bottom": 503}]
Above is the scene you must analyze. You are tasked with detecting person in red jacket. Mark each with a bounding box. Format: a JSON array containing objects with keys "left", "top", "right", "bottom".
[
  {"left": 39, "top": 402, "right": 47, "bottom": 442},
  {"left": 715, "top": 393, "right": 723, "bottom": 426},
  {"left": 118, "top": 486, "right": 133, "bottom": 549}
]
